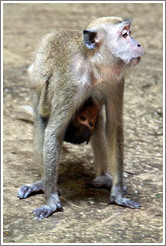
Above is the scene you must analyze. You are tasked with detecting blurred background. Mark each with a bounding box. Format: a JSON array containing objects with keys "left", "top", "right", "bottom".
[{"left": 3, "top": 2, "right": 163, "bottom": 244}]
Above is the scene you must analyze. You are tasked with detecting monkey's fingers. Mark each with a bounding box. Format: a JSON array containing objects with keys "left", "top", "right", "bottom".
[
  {"left": 109, "top": 197, "right": 141, "bottom": 209},
  {"left": 17, "top": 185, "right": 36, "bottom": 199},
  {"left": 17, "top": 182, "right": 44, "bottom": 199},
  {"left": 33, "top": 204, "right": 63, "bottom": 219}
]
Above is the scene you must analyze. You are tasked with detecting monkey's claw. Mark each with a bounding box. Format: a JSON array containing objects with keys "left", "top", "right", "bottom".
[
  {"left": 17, "top": 180, "right": 44, "bottom": 199},
  {"left": 33, "top": 204, "right": 63, "bottom": 219},
  {"left": 109, "top": 197, "right": 141, "bottom": 209},
  {"left": 17, "top": 185, "right": 34, "bottom": 199}
]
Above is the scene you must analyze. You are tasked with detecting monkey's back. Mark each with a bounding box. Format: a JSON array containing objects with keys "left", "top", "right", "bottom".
[
  {"left": 29, "top": 28, "right": 89, "bottom": 118},
  {"left": 30, "top": 29, "right": 82, "bottom": 85}
]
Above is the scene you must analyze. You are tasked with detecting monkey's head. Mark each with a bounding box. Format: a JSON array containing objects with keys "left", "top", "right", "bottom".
[
  {"left": 64, "top": 98, "right": 99, "bottom": 145},
  {"left": 75, "top": 102, "right": 98, "bottom": 135},
  {"left": 83, "top": 16, "right": 144, "bottom": 69}
]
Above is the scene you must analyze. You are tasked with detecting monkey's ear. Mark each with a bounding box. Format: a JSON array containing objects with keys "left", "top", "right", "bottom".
[{"left": 83, "top": 30, "right": 98, "bottom": 49}]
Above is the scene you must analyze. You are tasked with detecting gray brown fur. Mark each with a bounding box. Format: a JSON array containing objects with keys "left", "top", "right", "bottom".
[{"left": 18, "top": 16, "right": 144, "bottom": 218}]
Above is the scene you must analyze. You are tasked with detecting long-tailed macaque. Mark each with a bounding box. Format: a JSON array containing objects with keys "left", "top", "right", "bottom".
[{"left": 18, "top": 17, "right": 144, "bottom": 218}]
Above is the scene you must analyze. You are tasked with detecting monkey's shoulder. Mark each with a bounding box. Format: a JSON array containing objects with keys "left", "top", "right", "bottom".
[
  {"left": 40, "top": 29, "right": 81, "bottom": 49},
  {"left": 34, "top": 28, "right": 82, "bottom": 71}
]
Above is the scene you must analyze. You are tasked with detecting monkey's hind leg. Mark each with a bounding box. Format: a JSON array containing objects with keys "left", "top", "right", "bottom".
[{"left": 17, "top": 180, "right": 44, "bottom": 199}]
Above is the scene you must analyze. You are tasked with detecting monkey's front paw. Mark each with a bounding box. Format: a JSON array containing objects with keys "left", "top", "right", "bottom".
[
  {"left": 17, "top": 185, "right": 34, "bottom": 199},
  {"left": 109, "top": 196, "right": 141, "bottom": 209},
  {"left": 33, "top": 203, "right": 63, "bottom": 219},
  {"left": 90, "top": 173, "right": 112, "bottom": 189}
]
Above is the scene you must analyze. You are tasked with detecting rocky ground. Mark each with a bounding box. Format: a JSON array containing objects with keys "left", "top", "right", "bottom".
[{"left": 3, "top": 2, "right": 163, "bottom": 244}]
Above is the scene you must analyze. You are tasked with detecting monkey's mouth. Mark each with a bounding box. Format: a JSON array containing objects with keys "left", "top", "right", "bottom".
[{"left": 129, "top": 57, "right": 141, "bottom": 66}]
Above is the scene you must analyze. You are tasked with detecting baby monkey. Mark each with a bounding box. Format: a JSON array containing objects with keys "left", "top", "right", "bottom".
[{"left": 64, "top": 97, "right": 99, "bottom": 144}]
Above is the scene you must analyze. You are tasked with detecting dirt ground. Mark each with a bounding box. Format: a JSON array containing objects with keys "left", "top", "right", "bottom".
[{"left": 3, "top": 2, "right": 164, "bottom": 244}]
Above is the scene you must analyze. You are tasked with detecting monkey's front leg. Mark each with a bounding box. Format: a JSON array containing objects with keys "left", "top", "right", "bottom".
[
  {"left": 106, "top": 94, "right": 140, "bottom": 209},
  {"left": 90, "top": 110, "right": 112, "bottom": 189},
  {"left": 33, "top": 124, "right": 63, "bottom": 219}
]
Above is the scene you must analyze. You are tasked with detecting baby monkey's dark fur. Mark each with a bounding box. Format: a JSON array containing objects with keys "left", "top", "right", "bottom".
[{"left": 65, "top": 97, "right": 98, "bottom": 144}]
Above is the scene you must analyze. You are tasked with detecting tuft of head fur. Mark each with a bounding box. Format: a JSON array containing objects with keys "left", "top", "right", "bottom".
[{"left": 86, "top": 16, "right": 124, "bottom": 29}]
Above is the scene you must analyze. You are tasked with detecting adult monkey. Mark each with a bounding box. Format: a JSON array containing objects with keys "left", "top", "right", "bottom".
[{"left": 18, "top": 16, "right": 144, "bottom": 218}]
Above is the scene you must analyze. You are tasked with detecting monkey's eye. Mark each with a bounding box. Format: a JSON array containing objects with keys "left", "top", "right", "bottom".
[
  {"left": 89, "top": 121, "right": 94, "bottom": 127},
  {"left": 80, "top": 115, "right": 86, "bottom": 121},
  {"left": 122, "top": 30, "right": 128, "bottom": 38}
]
